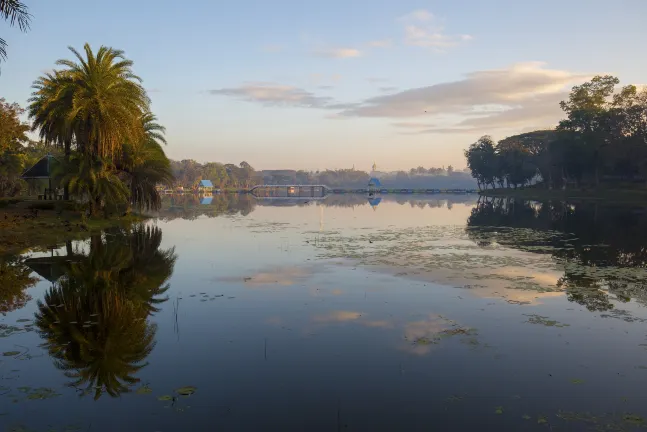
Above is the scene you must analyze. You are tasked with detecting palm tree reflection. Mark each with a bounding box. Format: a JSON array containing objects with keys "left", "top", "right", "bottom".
[{"left": 35, "top": 224, "right": 176, "bottom": 399}]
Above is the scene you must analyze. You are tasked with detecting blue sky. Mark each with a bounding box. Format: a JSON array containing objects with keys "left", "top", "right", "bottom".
[{"left": 2, "top": 0, "right": 646, "bottom": 170}]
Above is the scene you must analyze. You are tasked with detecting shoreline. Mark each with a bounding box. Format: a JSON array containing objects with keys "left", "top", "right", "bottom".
[
  {"left": 478, "top": 187, "right": 647, "bottom": 204},
  {"left": 0, "top": 198, "right": 146, "bottom": 256}
]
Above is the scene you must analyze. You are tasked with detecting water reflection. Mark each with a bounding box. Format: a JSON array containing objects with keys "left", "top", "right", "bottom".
[
  {"left": 467, "top": 198, "right": 647, "bottom": 311},
  {"left": 33, "top": 225, "right": 176, "bottom": 399},
  {"left": 0, "top": 256, "right": 38, "bottom": 315},
  {"left": 157, "top": 192, "right": 478, "bottom": 220}
]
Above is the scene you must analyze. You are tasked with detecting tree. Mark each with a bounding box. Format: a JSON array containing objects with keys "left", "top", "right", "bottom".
[
  {"left": 29, "top": 43, "right": 173, "bottom": 214},
  {"left": 120, "top": 113, "right": 173, "bottom": 211},
  {"left": 464, "top": 136, "right": 498, "bottom": 190},
  {"left": 0, "top": 0, "right": 30, "bottom": 65},
  {"left": 557, "top": 75, "right": 620, "bottom": 186},
  {"left": 0, "top": 98, "right": 29, "bottom": 196}
]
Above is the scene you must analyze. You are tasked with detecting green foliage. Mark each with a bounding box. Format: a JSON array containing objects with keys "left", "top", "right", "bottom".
[
  {"left": 0, "top": 98, "right": 30, "bottom": 197},
  {"left": 0, "top": 0, "right": 31, "bottom": 63},
  {"left": 28, "top": 43, "right": 174, "bottom": 212},
  {"left": 465, "top": 75, "right": 647, "bottom": 190}
]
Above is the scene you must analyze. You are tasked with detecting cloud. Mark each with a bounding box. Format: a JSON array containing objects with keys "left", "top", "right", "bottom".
[
  {"left": 337, "top": 62, "right": 593, "bottom": 133},
  {"left": 318, "top": 85, "right": 335, "bottom": 90},
  {"left": 368, "top": 39, "right": 393, "bottom": 48},
  {"left": 208, "top": 82, "right": 334, "bottom": 108},
  {"left": 379, "top": 86, "right": 398, "bottom": 93},
  {"left": 398, "top": 9, "right": 471, "bottom": 51},
  {"left": 313, "top": 47, "right": 361, "bottom": 58},
  {"left": 366, "top": 77, "right": 389, "bottom": 83}
]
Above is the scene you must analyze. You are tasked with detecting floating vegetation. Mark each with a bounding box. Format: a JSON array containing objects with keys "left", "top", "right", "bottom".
[
  {"left": 175, "top": 386, "right": 196, "bottom": 396},
  {"left": 556, "top": 410, "right": 646, "bottom": 431},
  {"left": 570, "top": 378, "right": 585, "bottom": 384},
  {"left": 537, "top": 415, "right": 548, "bottom": 424},
  {"left": 522, "top": 414, "right": 531, "bottom": 420},
  {"left": 15, "top": 319, "right": 30, "bottom": 323},
  {"left": 136, "top": 385, "right": 153, "bottom": 395},
  {"left": 0, "top": 325, "right": 24, "bottom": 338},
  {"left": 158, "top": 395, "right": 173, "bottom": 401},
  {"left": 524, "top": 314, "right": 570, "bottom": 328},
  {"left": 2, "top": 351, "right": 20, "bottom": 357},
  {"left": 494, "top": 406, "right": 504, "bottom": 415},
  {"left": 403, "top": 315, "right": 481, "bottom": 354},
  {"left": 15, "top": 386, "right": 61, "bottom": 400}
]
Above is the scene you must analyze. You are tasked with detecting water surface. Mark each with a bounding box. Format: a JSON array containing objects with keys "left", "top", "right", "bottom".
[{"left": 2, "top": 195, "right": 647, "bottom": 431}]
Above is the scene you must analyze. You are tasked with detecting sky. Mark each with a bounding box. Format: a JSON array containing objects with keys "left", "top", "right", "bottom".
[{"left": 1, "top": 0, "right": 646, "bottom": 171}]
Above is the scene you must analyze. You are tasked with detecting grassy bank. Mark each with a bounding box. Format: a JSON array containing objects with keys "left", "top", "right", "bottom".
[
  {"left": 479, "top": 187, "right": 647, "bottom": 203},
  {"left": 0, "top": 198, "right": 145, "bottom": 256}
]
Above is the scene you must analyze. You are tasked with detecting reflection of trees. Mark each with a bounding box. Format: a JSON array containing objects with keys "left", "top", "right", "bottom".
[
  {"left": 467, "top": 198, "right": 647, "bottom": 311},
  {"left": 157, "top": 192, "right": 478, "bottom": 217},
  {"left": 159, "top": 193, "right": 256, "bottom": 220},
  {"left": 35, "top": 224, "right": 176, "bottom": 399},
  {"left": 0, "top": 256, "right": 38, "bottom": 315}
]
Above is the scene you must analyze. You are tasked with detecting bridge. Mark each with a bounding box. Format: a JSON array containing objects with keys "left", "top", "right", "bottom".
[{"left": 249, "top": 184, "right": 332, "bottom": 198}]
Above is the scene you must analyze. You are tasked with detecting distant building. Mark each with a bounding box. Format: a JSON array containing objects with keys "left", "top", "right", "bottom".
[
  {"left": 368, "top": 177, "right": 382, "bottom": 192},
  {"left": 197, "top": 180, "right": 214, "bottom": 193}
]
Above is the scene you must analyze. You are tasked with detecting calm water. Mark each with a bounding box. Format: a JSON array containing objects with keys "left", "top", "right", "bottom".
[{"left": 2, "top": 194, "right": 647, "bottom": 431}]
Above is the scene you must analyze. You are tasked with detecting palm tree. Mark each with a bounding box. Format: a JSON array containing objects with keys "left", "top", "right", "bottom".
[
  {"left": 55, "top": 43, "right": 150, "bottom": 159},
  {"left": 58, "top": 153, "right": 130, "bottom": 216},
  {"left": 28, "top": 43, "right": 149, "bottom": 161},
  {"left": 120, "top": 113, "right": 174, "bottom": 211},
  {"left": 0, "top": 0, "right": 31, "bottom": 64},
  {"left": 29, "top": 44, "right": 157, "bottom": 209}
]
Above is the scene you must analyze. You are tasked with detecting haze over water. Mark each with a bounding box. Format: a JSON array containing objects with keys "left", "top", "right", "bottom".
[{"left": 2, "top": 194, "right": 647, "bottom": 431}]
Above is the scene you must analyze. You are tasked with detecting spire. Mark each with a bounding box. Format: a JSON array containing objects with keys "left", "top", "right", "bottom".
[{"left": 372, "top": 161, "right": 377, "bottom": 172}]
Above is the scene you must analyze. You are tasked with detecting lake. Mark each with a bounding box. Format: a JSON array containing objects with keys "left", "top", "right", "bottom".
[{"left": 2, "top": 194, "right": 647, "bottom": 431}]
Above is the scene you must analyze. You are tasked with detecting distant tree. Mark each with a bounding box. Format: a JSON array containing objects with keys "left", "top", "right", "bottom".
[{"left": 0, "top": 98, "right": 29, "bottom": 196}]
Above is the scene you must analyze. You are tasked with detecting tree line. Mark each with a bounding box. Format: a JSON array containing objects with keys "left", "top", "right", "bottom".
[
  {"left": 465, "top": 76, "right": 647, "bottom": 190},
  {"left": 170, "top": 160, "right": 475, "bottom": 190}
]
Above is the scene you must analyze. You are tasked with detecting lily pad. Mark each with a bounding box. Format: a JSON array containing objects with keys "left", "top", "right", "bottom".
[
  {"left": 495, "top": 406, "right": 504, "bottom": 415},
  {"left": 136, "top": 386, "right": 152, "bottom": 395},
  {"left": 15, "top": 319, "right": 31, "bottom": 323},
  {"left": 158, "top": 395, "right": 173, "bottom": 401},
  {"left": 175, "top": 386, "right": 196, "bottom": 396},
  {"left": 522, "top": 414, "right": 531, "bottom": 420},
  {"left": 3, "top": 351, "right": 21, "bottom": 356},
  {"left": 570, "top": 378, "right": 584, "bottom": 384},
  {"left": 537, "top": 415, "right": 548, "bottom": 424}
]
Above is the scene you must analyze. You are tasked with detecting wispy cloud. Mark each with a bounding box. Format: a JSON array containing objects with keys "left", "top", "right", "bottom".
[
  {"left": 379, "top": 86, "right": 398, "bottom": 93},
  {"left": 337, "top": 62, "right": 593, "bottom": 133},
  {"left": 399, "top": 9, "right": 472, "bottom": 51},
  {"left": 366, "top": 77, "right": 389, "bottom": 83},
  {"left": 313, "top": 47, "right": 362, "bottom": 58},
  {"left": 208, "top": 82, "right": 334, "bottom": 108}
]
